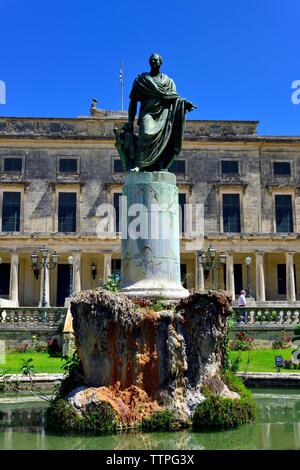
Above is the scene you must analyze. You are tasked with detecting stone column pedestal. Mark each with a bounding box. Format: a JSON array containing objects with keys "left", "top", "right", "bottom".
[{"left": 121, "top": 171, "right": 189, "bottom": 300}]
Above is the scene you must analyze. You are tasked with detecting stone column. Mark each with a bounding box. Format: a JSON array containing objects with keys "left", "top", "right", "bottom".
[
  {"left": 195, "top": 252, "right": 205, "bottom": 291},
  {"left": 255, "top": 252, "right": 266, "bottom": 301},
  {"left": 73, "top": 253, "right": 81, "bottom": 295},
  {"left": 39, "top": 258, "right": 50, "bottom": 307},
  {"left": 103, "top": 253, "right": 112, "bottom": 282},
  {"left": 225, "top": 253, "right": 235, "bottom": 300},
  {"left": 121, "top": 171, "right": 189, "bottom": 299},
  {"left": 286, "top": 252, "right": 296, "bottom": 302},
  {"left": 9, "top": 253, "right": 19, "bottom": 306}
]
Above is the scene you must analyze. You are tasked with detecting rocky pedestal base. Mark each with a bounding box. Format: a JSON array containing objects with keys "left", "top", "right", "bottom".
[{"left": 65, "top": 289, "right": 238, "bottom": 423}]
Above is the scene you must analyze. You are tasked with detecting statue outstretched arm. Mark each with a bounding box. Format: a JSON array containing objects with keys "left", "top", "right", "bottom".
[
  {"left": 184, "top": 100, "right": 197, "bottom": 112},
  {"left": 128, "top": 99, "right": 138, "bottom": 132}
]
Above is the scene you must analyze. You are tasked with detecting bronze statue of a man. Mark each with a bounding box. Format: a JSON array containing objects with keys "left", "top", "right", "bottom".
[{"left": 114, "top": 53, "right": 196, "bottom": 171}]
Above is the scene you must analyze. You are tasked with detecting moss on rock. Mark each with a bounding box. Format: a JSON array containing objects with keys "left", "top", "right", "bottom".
[
  {"left": 45, "top": 398, "right": 118, "bottom": 435},
  {"left": 140, "top": 409, "right": 179, "bottom": 432},
  {"left": 192, "top": 372, "right": 256, "bottom": 430}
]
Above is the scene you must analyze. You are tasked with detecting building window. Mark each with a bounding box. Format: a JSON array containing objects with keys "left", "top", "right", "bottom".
[
  {"left": 113, "top": 159, "right": 123, "bottom": 173},
  {"left": 59, "top": 158, "right": 78, "bottom": 173},
  {"left": 2, "top": 192, "right": 21, "bottom": 231},
  {"left": 275, "top": 195, "right": 293, "bottom": 232},
  {"left": 169, "top": 160, "right": 186, "bottom": 174},
  {"left": 58, "top": 192, "right": 76, "bottom": 232},
  {"left": 4, "top": 157, "right": 23, "bottom": 172},
  {"left": 111, "top": 259, "right": 121, "bottom": 276},
  {"left": 113, "top": 193, "right": 122, "bottom": 233},
  {"left": 273, "top": 162, "right": 291, "bottom": 176},
  {"left": 0, "top": 263, "right": 10, "bottom": 296},
  {"left": 221, "top": 160, "right": 239, "bottom": 175},
  {"left": 222, "top": 194, "right": 241, "bottom": 232},
  {"left": 179, "top": 193, "right": 186, "bottom": 234}
]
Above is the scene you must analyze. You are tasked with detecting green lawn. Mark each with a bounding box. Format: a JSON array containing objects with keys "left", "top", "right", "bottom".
[
  {"left": 0, "top": 349, "right": 299, "bottom": 375},
  {"left": 0, "top": 351, "right": 64, "bottom": 374},
  {"left": 229, "top": 348, "right": 299, "bottom": 373}
]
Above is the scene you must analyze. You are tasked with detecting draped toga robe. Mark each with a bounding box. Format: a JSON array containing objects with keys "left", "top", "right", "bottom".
[{"left": 129, "top": 72, "right": 187, "bottom": 171}]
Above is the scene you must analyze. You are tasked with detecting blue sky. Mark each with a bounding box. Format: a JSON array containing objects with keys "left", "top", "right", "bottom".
[{"left": 0, "top": 0, "right": 299, "bottom": 135}]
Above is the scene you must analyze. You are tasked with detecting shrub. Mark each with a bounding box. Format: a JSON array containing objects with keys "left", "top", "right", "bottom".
[
  {"left": 45, "top": 399, "right": 81, "bottom": 432},
  {"left": 45, "top": 398, "right": 118, "bottom": 435},
  {"left": 46, "top": 338, "right": 61, "bottom": 357},
  {"left": 193, "top": 372, "right": 256, "bottom": 430},
  {"left": 193, "top": 395, "right": 255, "bottom": 430},
  {"left": 80, "top": 401, "right": 118, "bottom": 434},
  {"left": 229, "top": 354, "right": 241, "bottom": 373},
  {"left": 233, "top": 331, "right": 254, "bottom": 351},
  {"left": 140, "top": 409, "right": 178, "bottom": 432},
  {"left": 151, "top": 301, "right": 165, "bottom": 312},
  {"left": 19, "top": 358, "right": 35, "bottom": 376},
  {"left": 103, "top": 273, "right": 121, "bottom": 292},
  {"left": 16, "top": 343, "right": 29, "bottom": 353},
  {"left": 272, "top": 330, "right": 292, "bottom": 350},
  {"left": 222, "top": 311, "right": 235, "bottom": 372}
]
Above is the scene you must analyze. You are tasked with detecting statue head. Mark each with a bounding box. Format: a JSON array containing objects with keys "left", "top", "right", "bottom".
[{"left": 149, "top": 53, "right": 163, "bottom": 68}]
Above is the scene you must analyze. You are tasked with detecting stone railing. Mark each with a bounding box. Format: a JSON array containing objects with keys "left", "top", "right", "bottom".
[
  {"left": 0, "top": 307, "right": 67, "bottom": 330},
  {"left": 232, "top": 307, "right": 300, "bottom": 325}
]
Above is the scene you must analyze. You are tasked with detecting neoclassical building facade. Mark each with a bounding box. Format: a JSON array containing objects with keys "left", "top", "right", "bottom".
[{"left": 0, "top": 110, "right": 300, "bottom": 307}]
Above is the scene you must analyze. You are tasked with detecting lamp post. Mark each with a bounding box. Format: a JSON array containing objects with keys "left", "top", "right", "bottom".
[
  {"left": 91, "top": 262, "right": 97, "bottom": 280},
  {"left": 68, "top": 254, "right": 74, "bottom": 297},
  {"left": 31, "top": 246, "right": 59, "bottom": 307},
  {"left": 245, "top": 256, "right": 253, "bottom": 298},
  {"left": 197, "top": 244, "right": 226, "bottom": 290}
]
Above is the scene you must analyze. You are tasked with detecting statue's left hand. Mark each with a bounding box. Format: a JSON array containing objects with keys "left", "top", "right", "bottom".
[{"left": 185, "top": 101, "right": 197, "bottom": 112}]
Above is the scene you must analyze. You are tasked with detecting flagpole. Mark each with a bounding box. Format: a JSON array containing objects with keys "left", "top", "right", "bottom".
[{"left": 120, "top": 62, "right": 124, "bottom": 111}]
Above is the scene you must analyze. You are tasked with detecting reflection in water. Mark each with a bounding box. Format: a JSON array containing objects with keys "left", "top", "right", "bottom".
[{"left": 0, "top": 389, "right": 300, "bottom": 450}]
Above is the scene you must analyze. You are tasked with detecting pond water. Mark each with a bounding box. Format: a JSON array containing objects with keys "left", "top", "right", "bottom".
[{"left": 0, "top": 389, "right": 300, "bottom": 450}]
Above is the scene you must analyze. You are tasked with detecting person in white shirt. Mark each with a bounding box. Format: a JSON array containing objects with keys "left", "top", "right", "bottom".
[{"left": 238, "top": 290, "right": 247, "bottom": 322}]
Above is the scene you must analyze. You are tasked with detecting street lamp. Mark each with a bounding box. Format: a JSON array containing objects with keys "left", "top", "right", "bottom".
[
  {"left": 244, "top": 256, "right": 253, "bottom": 298},
  {"left": 68, "top": 254, "right": 74, "bottom": 297},
  {"left": 91, "top": 262, "right": 97, "bottom": 280},
  {"left": 31, "top": 246, "right": 59, "bottom": 307},
  {"left": 197, "top": 244, "right": 226, "bottom": 290}
]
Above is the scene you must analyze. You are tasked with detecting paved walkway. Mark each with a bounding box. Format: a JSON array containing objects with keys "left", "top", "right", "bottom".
[
  {"left": 1, "top": 372, "right": 300, "bottom": 388},
  {"left": 237, "top": 371, "right": 300, "bottom": 387}
]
